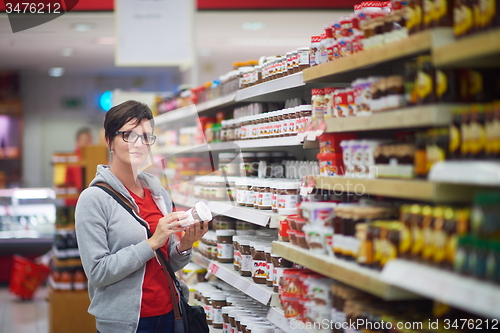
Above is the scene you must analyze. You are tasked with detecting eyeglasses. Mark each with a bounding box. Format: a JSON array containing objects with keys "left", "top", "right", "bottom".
[{"left": 115, "top": 131, "right": 157, "bottom": 145}]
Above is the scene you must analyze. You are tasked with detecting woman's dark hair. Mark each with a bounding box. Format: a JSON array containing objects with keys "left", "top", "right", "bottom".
[{"left": 104, "top": 100, "right": 155, "bottom": 144}]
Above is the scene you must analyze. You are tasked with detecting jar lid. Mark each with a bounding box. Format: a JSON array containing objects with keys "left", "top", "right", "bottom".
[
  {"left": 210, "top": 292, "right": 227, "bottom": 301},
  {"left": 216, "top": 229, "right": 236, "bottom": 236},
  {"left": 219, "top": 152, "right": 238, "bottom": 159},
  {"left": 312, "top": 88, "right": 325, "bottom": 95},
  {"left": 254, "top": 243, "right": 266, "bottom": 252},
  {"left": 194, "top": 201, "right": 213, "bottom": 222},
  {"left": 222, "top": 306, "right": 241, "bottom": 314},
  {"left": 240, "top": 317, "right": 266, "bottom": 326},
  {"left": 238, "top": 238, "right": 251, "bottom": 246},
  {"left": 297, "top": 47, "right": 310, "bottom": 51}
]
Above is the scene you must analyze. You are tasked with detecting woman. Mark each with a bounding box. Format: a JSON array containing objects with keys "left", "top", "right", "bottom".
[{"left": 75, "top": 100, "right": 208, "bottom": 333}]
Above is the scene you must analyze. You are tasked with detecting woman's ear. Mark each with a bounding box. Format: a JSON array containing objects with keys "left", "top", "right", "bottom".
[{"left": 105, "top": 137, "right": 113, "bottom": 151}]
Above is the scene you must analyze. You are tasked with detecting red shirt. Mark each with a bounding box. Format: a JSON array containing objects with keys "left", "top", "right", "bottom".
[{"left": 128, "top": 187, "right": 173, "bottom": 317}]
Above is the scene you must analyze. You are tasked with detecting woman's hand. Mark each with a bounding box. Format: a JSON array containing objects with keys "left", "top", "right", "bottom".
[
  {"left": 147, "top": 212, "right": 188, "bottom": 251},
  {"left": 177, "top": 220, "right": 209, "bottom": 252}
]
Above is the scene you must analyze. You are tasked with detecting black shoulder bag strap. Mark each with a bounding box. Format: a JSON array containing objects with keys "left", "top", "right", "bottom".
[{"left": 93, "top": 182, "right": 184, "bottom": 320}]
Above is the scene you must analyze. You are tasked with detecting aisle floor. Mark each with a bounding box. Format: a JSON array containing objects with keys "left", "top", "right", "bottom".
[{"left": 0, "top": 285, "right": 48, "bottom": 333}]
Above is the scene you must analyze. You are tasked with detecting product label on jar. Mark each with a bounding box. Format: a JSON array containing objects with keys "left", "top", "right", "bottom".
[
  {"left": 217, "top": 243, "right": 234, "bottom": 259},
  {"left": 277, "top": 194, "right": 298, "bottom": 209},
  {"left": 223, "top": 322, "right": 230, "bottom": 333},
  {"left": 245, "top": 190, "right": 254, "bottom": 205},
  {"left": 212, "top": 308, "right": 223, "bottom": 325},
  {"left": 289, "top": 118, "right": 297, "bottom": 134},
  {"left": 258, "top": 192, "right": 273, "bottom": 207},
  {"left": 204, "top": 304, "right": 212, "bottom": 321},
  {"left": 252, "top": 259, "right": 268, "bottom": 279},
  {"left": 273, "top": 267, "right": 287, "bottom": 288},
  {"left": 299, "top": 51, "right": 309, "bottom": 65},
  {"left": 241, "top": 254, "right": 253, "bottom": 272},
  {"left": 234, "top": 249, "right": 241, "bottom": 268},
  {"left": 274, "top": 122, "right": 281, "bottom": 136},
  {"left": 266, "top": 262, "right": 274, "bottom": 282}
]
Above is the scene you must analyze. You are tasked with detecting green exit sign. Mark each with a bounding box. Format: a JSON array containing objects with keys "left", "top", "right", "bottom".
[{"left": 62, "top": 97, "right": 85, "bottom": 109}]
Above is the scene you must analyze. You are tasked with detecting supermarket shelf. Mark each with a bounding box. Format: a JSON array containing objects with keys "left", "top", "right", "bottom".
[
  {"left": 234, "top": 136, "right": 304, "bottom": 149},
  {"left": 153, "top": 136, "right": 306, "bottom": 155},
  {"left": 433, "top": 28, "right": 500, "bottom": 67},
  {"left": 324, "top": 104, "right": 456, "bottom": 133},
  {"left": 154, "top": 105, "right": 198, "bottom": 125},
  {"left": 191, "top": 251, "right": 211, "bottom": 269},
  {"left": 382, "top": 259, "right": 500, "bottom": 319},
  {"left": 208, "top": 201, "right": 280, "bottom": 228},
  {"left": 235, "top": 72, "right": 305, "bottom": 102},
  {"left": 207, "top": 262, "right": 277, "bottom": 305},
  {"left": 429, "top": 161, "right": 500, "bottom": 186},
  {"left": 152, "top": 144, "right": 205, "bottom": 155},
  {"left": 303, "top": 28, "right": 453, "bottom": 83},
  {"left": 272, "top": 242, "right": 418, "bottom": 300},
  {"left": 267, "top": 307, "right": 323, "bottom": 333},
  {"left": 172, "top": 195, "right": 280, "bottom": 228},
  {"left": 313, "top": 176, "right": 482, "bottom": 203},
  {"left": 197, "top": 93, "right": 236, "bottom": 112}
]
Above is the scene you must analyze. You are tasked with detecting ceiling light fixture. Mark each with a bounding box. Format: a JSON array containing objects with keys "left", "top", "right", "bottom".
[
  {"left": 48, "top": 67, "right": 64, "bottom": 77},
  {"left": 72, "top": 23, "right": 95, "bottom": 32},
  {"left": 242, "top": 22, "right": 266, "bottom": 30},
  {"left": 61, "top": 48, "right": 74, "bottom": 57}
]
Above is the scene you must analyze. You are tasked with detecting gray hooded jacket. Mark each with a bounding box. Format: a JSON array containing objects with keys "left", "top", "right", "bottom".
[{"left": 75, "top": 165, "right": 191, "bottom": 333}]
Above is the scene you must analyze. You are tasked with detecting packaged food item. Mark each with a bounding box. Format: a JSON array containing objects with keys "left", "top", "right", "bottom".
[
  {"left": 309, "top": 36, "right": 322, "bottom": 67},
  {"left": 454, "top": 0, "right": 476, "bottom": 37},
  {"left": 417, "top": 55, "right": 435, "bottom": 104},
  {"left": 469, "top": 104, "right": 487, "bottom": 159},
  {"left": 185, "top": 201, "right": 213, "bottom": 226},
  {"left": 407, "top": 0, "right": 424, "bottom": 34},
  {"left": 436, "top": 68, "right": 460, "bottom": 103},
  {"left": 251, "top": 243, "right": 268, "bottom": 284},
  {"left": 435, "top": 0, "right": 454, "bottom": 26},
  {"left": 312, "top": 89, "right": 326, "bottom": 120},
  {"left": 480, "top": 0, "right": 500, "bottom": 30},
  {"left": 404, "top": 60, "right": 418, "bottom": 106},
  {"left": 449, "top": 107, "right": 462, "bottom": 159},
  {"left": 323, "top": 87, "right": 338, "bottom": 119},
  {"left": 423, "top": 0, "right": 435, "bottom": 28}
]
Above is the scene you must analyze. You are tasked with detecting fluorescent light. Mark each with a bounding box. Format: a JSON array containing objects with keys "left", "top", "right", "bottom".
[
  {"left": 48, "top": 67, "right": 64, "bottom": 77},
  {"left": 242, "top": 22, "right": 266, "bottom": 30},
  {"left": 61, "top": 48, "right": 74, "bottom": 57},
  {"left": 72, "top": 23, "right": 95, "bottom": 32},
  {"left": 95, "top": 37, "right": 115, "bottom": 45}
]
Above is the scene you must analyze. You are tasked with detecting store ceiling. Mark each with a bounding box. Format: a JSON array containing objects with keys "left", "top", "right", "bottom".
[{"left": 0, "top": 10, "right": 347, "bottom": 82}]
